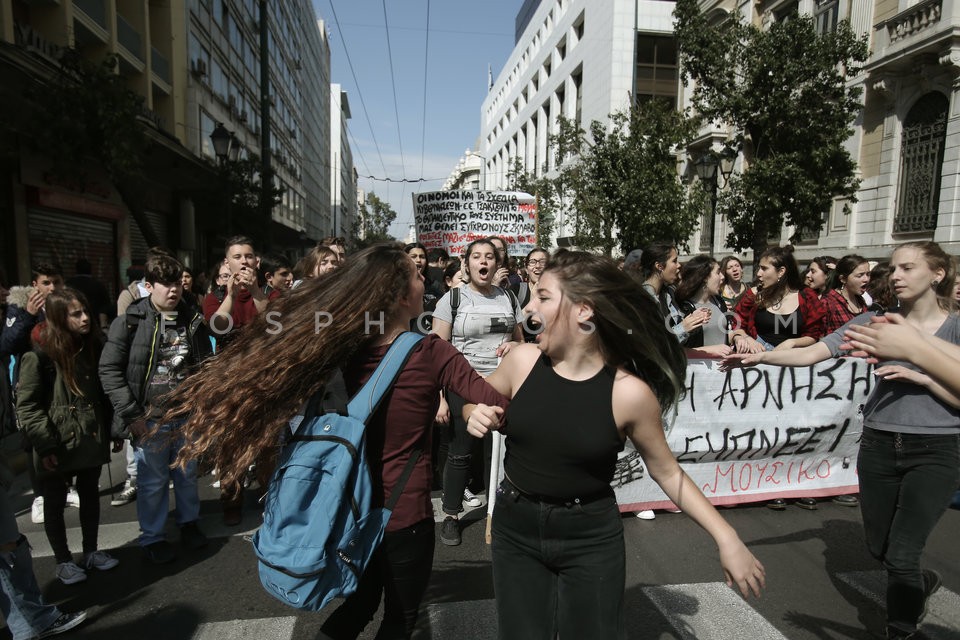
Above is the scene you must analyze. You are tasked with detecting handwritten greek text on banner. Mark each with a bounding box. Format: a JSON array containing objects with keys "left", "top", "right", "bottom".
[
  {"left": 413, "top": 190, "right": 537, "bottom": 258},
  {"left": 615, "top": 358, "right": 870, "bottom": 511}
]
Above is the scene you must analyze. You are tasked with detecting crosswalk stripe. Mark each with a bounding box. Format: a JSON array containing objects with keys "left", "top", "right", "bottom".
[
  {"left": 425, "top": 599, "right": 497, "bottom": 639},
  {"left": 836, "top": 570, "right": 960, "bottom": 638},
  {"left": 642, "top": 582, "right": 788, "bottom": 640},
  {"left": 190, "top": 616, "right": 297, "bottom": 640}
]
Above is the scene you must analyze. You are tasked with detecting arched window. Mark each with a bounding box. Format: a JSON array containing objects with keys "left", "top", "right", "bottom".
[{"left": 894, "top": 92, "right": 949, "bottom": 233}]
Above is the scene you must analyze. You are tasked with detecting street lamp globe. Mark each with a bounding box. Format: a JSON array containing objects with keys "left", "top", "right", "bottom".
[
  {"left": 210, "top": 123, "right": 232, "bottom": 160},
  {"left": 693, "top": 151, "right": 719, "bottom": 191}
]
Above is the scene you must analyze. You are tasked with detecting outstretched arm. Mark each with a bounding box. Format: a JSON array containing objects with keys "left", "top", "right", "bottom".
[
  {"left": 616, "top": 374, "right": 765, "bottom": 598},
  {"left": 843, "top": 313, "right": 960, "bottom": 397}
]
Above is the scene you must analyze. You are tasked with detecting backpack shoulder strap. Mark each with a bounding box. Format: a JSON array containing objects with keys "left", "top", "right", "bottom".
[
  {"left": 347, "top": 332, "right": 425, "bottom": 424},
  {"left": 518, "top": 282, "right": 529, "bottom": 308},
  {"left": 449, "top": 286, "right": 460, "bottom": 326}
]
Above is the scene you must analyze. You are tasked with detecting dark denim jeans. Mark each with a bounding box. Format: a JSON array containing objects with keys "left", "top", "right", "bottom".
[
  {"left": 320, "top": 518, "right": 435, "bottom": 640},
  {"left": 441, "top": 393, "right": 473, "bottom": 516},
  {"left": 39, "top": 465, "right": 101, "bottom": 563},
  {"left": 857, "top": 427, "right": 960, "bottom": 635},
  {"left": 491, "top": 479, "right": 625, "bottom": 640}
]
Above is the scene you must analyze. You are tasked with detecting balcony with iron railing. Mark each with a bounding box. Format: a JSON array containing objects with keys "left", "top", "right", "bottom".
[{"left": 871, "top": 0, "right": 955, "bottom": 70}]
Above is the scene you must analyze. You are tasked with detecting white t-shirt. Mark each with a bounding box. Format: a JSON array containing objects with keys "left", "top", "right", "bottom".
[{"left": 432, "top": 285, "right": 523, "bottom": 376}]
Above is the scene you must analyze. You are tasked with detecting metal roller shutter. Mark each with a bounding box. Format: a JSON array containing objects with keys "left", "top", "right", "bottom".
[
  {"left": 129, "top": 210, "right": 171, "bottom": 264},
  {"left": 27, "top": 209, "right": 119, "bottom": 300}
]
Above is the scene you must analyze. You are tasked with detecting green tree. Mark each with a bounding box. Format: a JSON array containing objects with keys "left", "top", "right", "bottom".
[
  {"left": 505, "top": 157, "right": 557, "bottom": 248},
  {"left": 353, "top": 192, "right": 397, "bottom": 248},
  {"left": 550, "top": 99, "right": 704, "bottom": 255},
  {"left": 674, "top": 1, "right": 869, "bottom": 264}
]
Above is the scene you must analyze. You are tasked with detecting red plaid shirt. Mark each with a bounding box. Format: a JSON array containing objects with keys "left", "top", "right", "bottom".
[
  {"left": 821, "top": 288, "right": 866, "bottom": 334},
  {"left": 733, "top": 287, "right": 826, "bottom": 341}
]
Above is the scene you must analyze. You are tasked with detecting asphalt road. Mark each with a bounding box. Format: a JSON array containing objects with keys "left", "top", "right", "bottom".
[{"left": 3, "top": 452, "right": 959, "bottom": 640}]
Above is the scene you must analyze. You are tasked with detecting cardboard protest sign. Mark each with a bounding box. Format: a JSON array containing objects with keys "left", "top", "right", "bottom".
[{"left": 413, "top": 190, "right": 538, "bottom": 257}]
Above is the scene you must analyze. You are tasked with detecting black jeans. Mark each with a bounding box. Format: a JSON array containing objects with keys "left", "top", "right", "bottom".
[
  {"left": 441, "top": 393, "right": 482, "bottom": 516},
  {"left": 491, "top": 480, "right": 625, "bottom": 640},
  {"left": 39, "top": 466, "right": 101, "bottom": 563},
  {"left": 320, "top": 518, "right": 435, "bottom": 640},
  {"left": 857, "top": 428, "right": 960, "bottom": 635}
]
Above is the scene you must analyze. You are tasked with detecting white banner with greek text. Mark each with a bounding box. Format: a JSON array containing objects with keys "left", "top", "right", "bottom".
[
  {"left": 614, "top": 357, "right": 870, "bottom": 511},
  {"left": 412, "top": 190, "right": 538, "bottom": 258}
]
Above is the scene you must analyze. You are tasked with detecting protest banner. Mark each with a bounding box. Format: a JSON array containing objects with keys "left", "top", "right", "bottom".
[
  {"left": 614, "top": 357, "right": 870, "bottom": 511},
  {"left": 412, "top": 190, "right": 538, "bottom": 258}
]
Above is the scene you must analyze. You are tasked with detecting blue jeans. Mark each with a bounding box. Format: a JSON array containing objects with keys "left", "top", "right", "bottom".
[
  {"left": 857, "top": 428, "right": 960, "bottom": 635},
  {"left": 134, "top": 422, "right": 200, "bottom": 546},
  {"left": 491, "top": 479, "right": 625, "bottom": 640},
  {"left": 0, "top": 489, "right": 61, "bottom": 640}
]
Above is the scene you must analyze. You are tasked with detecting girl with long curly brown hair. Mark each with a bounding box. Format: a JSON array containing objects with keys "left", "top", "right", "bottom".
[
  {"left": 16, "top": 289, "right": 118, "bottom": 585},
  {"left": 165, "top": 244, "right": 507, "bottom": 638}
]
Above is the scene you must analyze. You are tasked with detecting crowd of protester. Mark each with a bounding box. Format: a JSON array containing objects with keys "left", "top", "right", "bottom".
[{"left": 0, "top": 233, "right": 957, "bottom": 640}]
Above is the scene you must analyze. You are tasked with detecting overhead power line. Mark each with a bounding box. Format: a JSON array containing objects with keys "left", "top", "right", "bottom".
[
  {"left": 327, "top": 0, "right": 388, "bottom": 176},
  {"left": 382, "top": 0, "right": 406, "bottom": 180}
]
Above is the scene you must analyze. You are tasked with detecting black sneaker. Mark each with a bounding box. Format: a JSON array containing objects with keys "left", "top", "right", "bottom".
[
  {"left": 439, "top": 517, "right": 461, "bottom": 546},
  {"left": 38, "top": 610, "right": 87, "bottom": 638},
  {"left": 143, "top": 540, "right": 176, "bottom": 564},
  {"left": 919, "top": 568, "right": 942, "bottom": 624},
  {"left": 797, "top": 498, "right": 818, "bottom": 510},
  {"left": 832, "top": 494, "right": 859, "bottom": 506},
  {"left": 180, "top": 522, "right": 209, "bottom": 551},
  {"left": 766, "top": 499, "right": 787, "bottom": 511}
]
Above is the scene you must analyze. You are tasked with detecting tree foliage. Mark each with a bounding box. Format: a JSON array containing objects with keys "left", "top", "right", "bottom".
[
  {"left": 550, "top": 100, "right": 704, "bottom": 255},
  {"left": 673, "top": 1, "right": 869, "bottom": 261},
  {"left": 505, "top": 157, "right": 557, "bottom": 248},
  {"left": 353, "top": 192, "right": 397, "bottom": 248}
]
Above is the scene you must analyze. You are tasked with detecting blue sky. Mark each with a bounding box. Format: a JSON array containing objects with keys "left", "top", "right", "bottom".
[{"left": 312, "top": 0, "right": 521, "bottom": 238}]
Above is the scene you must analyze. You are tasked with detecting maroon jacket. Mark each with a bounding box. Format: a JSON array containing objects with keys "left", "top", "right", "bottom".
[{"left": 343, "top": 333, "right": 508, "bottom": 531}]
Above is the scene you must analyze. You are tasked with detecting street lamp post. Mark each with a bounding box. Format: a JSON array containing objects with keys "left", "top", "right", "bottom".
[
  {"left": 694, "top": 147, "right": 736, "bottom": 250},
  {"left": 211, "top": 122, "right": 240, "bottom": 235}
]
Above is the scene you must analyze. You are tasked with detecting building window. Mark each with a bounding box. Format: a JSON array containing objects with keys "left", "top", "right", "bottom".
[
  {"left": 634, "top": 35, "right": 678, "bottom": 109},
  {"left": 199, "top": 109, "right": 216, "bottom": 159},
  {"left": 895, "top": 92, "right": 948, "bottom": 234},
  {"left": 814, "top": 0, "right": 839, "bottom": 34}
]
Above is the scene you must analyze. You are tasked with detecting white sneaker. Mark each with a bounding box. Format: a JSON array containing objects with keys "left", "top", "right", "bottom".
[
  {"left": 635, "top": 510, "right": 656, "bottom": 520},
  {"left": 65, "top": 488, "right": 80, "bottom": 508},
  {"left": 55, "top": 561, "right": 87, "bottom": 585},
  {"left": 111, "top": 481, "right": 137, "bottom": 507},
  {"left": 463, "top": 488, "right": 483, "bottom": 508},
  {"left": 31, "top": 496, "right": 44, "bottom": 524},
  {"left": 83, "top": 550, "right": 119, "bottom": 571}
]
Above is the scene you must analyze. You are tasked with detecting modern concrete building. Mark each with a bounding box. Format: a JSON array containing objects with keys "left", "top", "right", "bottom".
[
  {"left": 479, "top": 0, "right": 678, "bottom": 245},
  {"left": 330, "top": 83, "right": 358, "bottom": 240},
  {"left": 0, "top": 0, "right": 334, "bottom": 294}
]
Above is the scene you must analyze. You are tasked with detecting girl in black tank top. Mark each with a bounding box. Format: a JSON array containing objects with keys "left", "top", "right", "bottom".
[
  {"left": 504, "top": 354, "right": 622, "bottom": 499},
  {"left": 461, "top": 251, "right": 765, "bottom": 640}
]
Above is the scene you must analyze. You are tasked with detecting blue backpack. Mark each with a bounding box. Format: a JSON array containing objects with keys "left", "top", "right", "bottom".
[{"left": 252, "top": 332, "right": 425, "bottom": 611}]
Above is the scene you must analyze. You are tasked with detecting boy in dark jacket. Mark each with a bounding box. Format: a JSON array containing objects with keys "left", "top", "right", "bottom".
[{"left": 99, "top": 253, "right": 213, "bottom": 564}]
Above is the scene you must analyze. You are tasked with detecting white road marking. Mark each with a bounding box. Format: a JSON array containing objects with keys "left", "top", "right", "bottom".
[
  {"left": 643, "top": 582, "right": 788, "bottom": 640},
  {"left": 191, "top": 616, "right": 296, "bottom": 640}
]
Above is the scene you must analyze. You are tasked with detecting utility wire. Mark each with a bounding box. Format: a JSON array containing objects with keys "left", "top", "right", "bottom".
[
  {"left": 327, "top": 0, "right": 388, "bottom": 177},
  {"left": 382, "top": 0, "right": 406, "bottom": 180},
  {"left": 418, "top": 0, "right": 431, "bottom": 178}
]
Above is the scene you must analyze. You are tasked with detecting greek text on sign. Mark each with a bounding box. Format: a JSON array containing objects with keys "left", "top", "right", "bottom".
[{"left": 413, "top": 190, "right": 538, "bottom": 258}]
